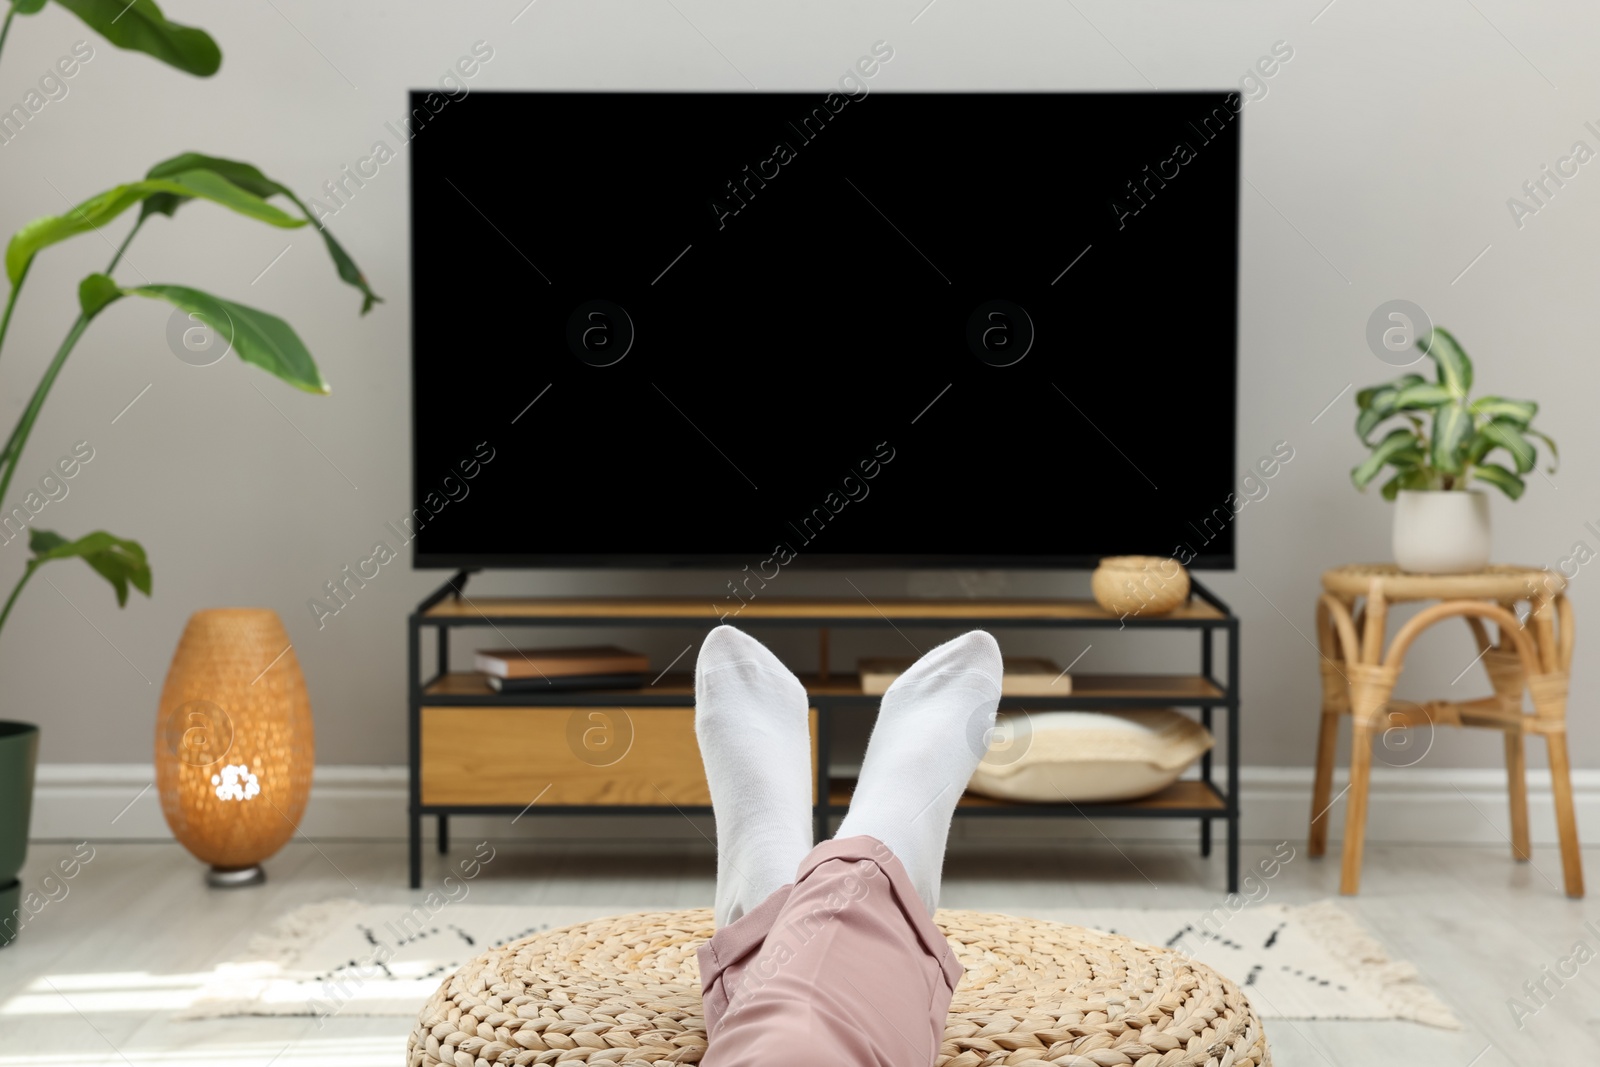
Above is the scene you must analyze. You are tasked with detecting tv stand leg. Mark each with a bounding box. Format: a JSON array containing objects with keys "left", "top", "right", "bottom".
[
  {"left": 409, "top": 811, "right": 422, "bottom": 888},
  {"left": 1200, "top": 819, "right": 1211, "bottom": 857},
  {"left": 1226, "top": 817, "right": 1239, "bottom": 894},
  {"left": 437, "top": 814, "right": 449, "bottom": 855},
  {"left": 1226, "top": 625, "right": 1240, "bottom": 894}
]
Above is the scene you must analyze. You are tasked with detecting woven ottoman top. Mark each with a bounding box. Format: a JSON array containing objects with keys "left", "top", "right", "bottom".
[{"left": 407, "top": 908, "right": 1269, "bottom": 1067}]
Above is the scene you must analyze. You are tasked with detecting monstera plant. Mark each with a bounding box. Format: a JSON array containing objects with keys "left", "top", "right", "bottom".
[
  {"left": 0, "top": 2, "right": 380, "bottom": 633},
  {"left": 1351, "top": 327, "right": 1555, "bottom": 573}
]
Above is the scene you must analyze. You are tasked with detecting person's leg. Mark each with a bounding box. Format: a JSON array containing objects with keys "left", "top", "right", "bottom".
[
  {"left": 697, "top": 632, "right": 1001, "bottom": 1066},
  {"left": 695, "top": 625, "right": 814, "bottom": 926},
  {"left": 699, "top": 836, "right": 962, "bottom": 1066}
]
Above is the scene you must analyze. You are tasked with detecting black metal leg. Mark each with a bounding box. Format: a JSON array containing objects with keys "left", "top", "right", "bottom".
[
  {"left": 437, "top": 814, "right": 449, "bottom": 854},
  {"left": 1226, "top": 817, "right": 1240, "bottom": 894},
  {"left": 1226, "top": 620, "right": 1241, "bottom": 894},
  {"left": 409, "top": 811, "right": 422, "bottom": 888},
  {"left": 1200, "top": 705, "right": 1214, "bottom": 858},
  {"left": 408, "top": 611, "right": 422, "bottom": 889}
]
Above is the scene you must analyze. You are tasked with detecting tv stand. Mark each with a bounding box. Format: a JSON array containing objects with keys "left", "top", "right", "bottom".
[{"left": 406, "top": 576, "right": 1241, "bottom": 890}]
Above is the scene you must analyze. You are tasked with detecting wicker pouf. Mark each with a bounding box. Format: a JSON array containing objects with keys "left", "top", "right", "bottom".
[{"left": 407, "top": 908, "right": 1269, "bottom": 1067}]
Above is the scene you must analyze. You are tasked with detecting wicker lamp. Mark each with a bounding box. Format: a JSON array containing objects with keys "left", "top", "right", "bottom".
[{"left": 156, "top": 609, "right": 313, "bottom": 887}]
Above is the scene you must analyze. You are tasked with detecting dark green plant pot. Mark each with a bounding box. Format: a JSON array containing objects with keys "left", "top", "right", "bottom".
[
  {"left": 0, "top": 880, "right": 17, "bottom": 947},
  {"left": 0, "top": 721, "right": 40, "bottom": 948}
]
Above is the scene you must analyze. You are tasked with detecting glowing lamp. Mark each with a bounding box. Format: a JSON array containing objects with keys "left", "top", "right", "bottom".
[{"left": 156, "top": 609, "right": 313, "bottom": 887}]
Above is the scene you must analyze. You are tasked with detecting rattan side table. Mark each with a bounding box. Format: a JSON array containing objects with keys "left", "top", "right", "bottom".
[{"left": 1309, "top": 563, "right": 1583, "bottom": 898}]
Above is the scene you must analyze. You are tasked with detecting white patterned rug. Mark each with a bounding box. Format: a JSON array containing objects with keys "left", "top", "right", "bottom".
[{"left": 181, "top": 899, "right": 1457, "bottom": 1028}]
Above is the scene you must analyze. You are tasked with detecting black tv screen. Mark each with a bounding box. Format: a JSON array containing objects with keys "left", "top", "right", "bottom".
[{"left": 410, "top": 89, "right": 1240, "bottom": 568}]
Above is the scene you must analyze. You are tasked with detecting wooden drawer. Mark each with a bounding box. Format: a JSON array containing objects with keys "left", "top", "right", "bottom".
[{"left": 421, "top": 706, "right": 817, "bottom": 807}]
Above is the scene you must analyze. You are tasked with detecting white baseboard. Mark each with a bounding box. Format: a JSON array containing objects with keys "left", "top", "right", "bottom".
[{"left": 28, "top": 763, "right": 1600, "bottom": 846}]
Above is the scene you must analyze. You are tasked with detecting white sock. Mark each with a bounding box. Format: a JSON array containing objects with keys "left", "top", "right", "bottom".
[
  {"left": 836, "top": 631, "right": 1002, "bottom": 914},
  {"left": 694, "top": 625, "right": 813, "bottom": 926}
]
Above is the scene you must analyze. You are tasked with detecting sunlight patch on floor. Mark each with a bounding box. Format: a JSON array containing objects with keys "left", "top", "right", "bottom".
[
  {"left": 0, "top": 1035, "right": 406, "bottom": 1066},
  {"left": 0, "top": 971, "right": 211, "bottom": 1015}
]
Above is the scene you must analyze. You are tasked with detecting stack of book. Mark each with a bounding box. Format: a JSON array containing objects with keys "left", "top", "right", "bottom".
[{"left": 473, "top": 646, "right": 651, "bottom": 693}]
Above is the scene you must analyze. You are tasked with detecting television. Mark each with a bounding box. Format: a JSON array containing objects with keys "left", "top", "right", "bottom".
[{"left": 410, "top": 89, "right": 1240, "bottom": 569}]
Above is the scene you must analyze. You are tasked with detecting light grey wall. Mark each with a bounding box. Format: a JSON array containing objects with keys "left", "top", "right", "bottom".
[{"left": 1, "top": 1, "right": 1595, "bottom": 773}]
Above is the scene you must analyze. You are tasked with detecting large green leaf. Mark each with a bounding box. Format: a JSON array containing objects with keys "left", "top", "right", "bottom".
[
  {"left": 145, "top": 152, "right": 383, "bottom": 314},
  {"left": 52, "top": 0, "right": 220, "bottom": 76},
  {"left": 1469, "top": 395, "right": 1537, "bottom": 426},
  {"left": 123, "top": 284, "right": 328, "bottom": 394},
  {"left": 1430, "top": 401, "right": 1472, "bottom": 474},
  {"left": 28, "top": 529, "right": 152, "bottom": 607},
  {"left": 1477, "top": 418, "right": 1537, "bottom": 473},
  {"left": 1352, "top": 428, "right": 1420, "bottom": 489},
  {"left": 1419, "top": 327, "right": 1473, "bottom": 397},
  {"left": 12, "top": 1, "right": 50, "bottom": 14},
  {"left": 6, "top": 172, "right": 303, "bottom": 285},
  {"left": 1472, "top": 463, "right": 1525, "bottom": 501}
]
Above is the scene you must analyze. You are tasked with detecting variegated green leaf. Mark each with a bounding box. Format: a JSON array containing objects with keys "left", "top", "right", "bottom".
[
  {"left": 1391, "top": 383, "right": 1454, "bottom": 409},
  {"left": 1472, "top": 462, "right": 1525, "bottom": 500},
  {"left": 1527, "top": 428, "right": 1559, "bottom": 472},
  {"left": 1379, "top": 467, "right": 1433, "bottom": 501},
  {"left": 1356, "top": 374, "right": 1425, "bottom": 411},
  {"left": 1419, "top": 327, "right": 1473, "bottom": 397},
  {"left": 1430, "top": 401, "right": 1472, "bottom": 474},
  {"left": 1469, "top": 395, "right": 1537, "bottom": 426},
  {"left": 1479, "top": 418, "right": 1537, "bottom": 473},
  {"left": 1352, "top": 428, "right": 1419, "bottom": 489}
]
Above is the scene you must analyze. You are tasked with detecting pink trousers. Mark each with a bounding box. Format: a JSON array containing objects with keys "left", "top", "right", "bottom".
[{"left": 697, "top": 836, "right": 963, "bottom": 1066}]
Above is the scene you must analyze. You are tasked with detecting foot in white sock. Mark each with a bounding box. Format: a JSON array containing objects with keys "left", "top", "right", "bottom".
[
  {"left": 695, "top": 625, "right": 814, "bottom": 926},
  {"left": 836, "top": 631, "right": 1002, "bottom": 913}
]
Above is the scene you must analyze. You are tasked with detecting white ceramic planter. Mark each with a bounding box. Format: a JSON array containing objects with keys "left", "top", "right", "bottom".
[{"left": 1392, "top": 489, "right": 1491, "bottom": 574}]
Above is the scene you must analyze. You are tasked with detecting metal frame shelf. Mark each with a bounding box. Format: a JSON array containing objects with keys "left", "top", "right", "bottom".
[{"left": 407, "top": 572, "right": 1241, "bottom": 891}]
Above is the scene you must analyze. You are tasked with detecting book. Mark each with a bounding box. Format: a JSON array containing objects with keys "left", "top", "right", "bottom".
[
  {"left": 474, "top": 645, "right": 650, "bottom": 680},
  {"left": 486, "top": 672, "right": 649, "bottom": 693},
  {"left": 858, "top": 656, "right": 1069, "bottom": 697}
]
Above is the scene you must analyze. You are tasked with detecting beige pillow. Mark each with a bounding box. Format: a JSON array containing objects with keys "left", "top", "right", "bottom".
[{"left": 967, "top": 709, "right": 1214, "bottom": 803}]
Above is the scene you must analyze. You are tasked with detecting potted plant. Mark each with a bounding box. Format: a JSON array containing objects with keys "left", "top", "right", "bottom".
[
  {"left": 1351, "top": 328, "right": 1556, "bottom": 574},
  {"left": 0, "top": 0, "right": 378, "bottom": 935}
]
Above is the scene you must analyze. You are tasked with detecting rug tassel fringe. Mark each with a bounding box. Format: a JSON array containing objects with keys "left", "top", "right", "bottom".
[{"left": 1294, "top": 900, "right": 1461, "bottom": 1029}]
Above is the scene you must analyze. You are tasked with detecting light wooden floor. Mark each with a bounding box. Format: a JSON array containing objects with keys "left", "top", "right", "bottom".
[{"left": 1, "top": 837, "right": 1596, "bottom": 1064}]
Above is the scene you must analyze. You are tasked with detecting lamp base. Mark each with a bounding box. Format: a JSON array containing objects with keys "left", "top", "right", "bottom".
[{"left": 206, "top": 865, "right": 266, "bottom": 889}]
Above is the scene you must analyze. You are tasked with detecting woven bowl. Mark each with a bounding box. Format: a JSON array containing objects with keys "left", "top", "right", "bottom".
[
  {"left": 407, "top": 908, "right": 1269, "bottom": 1067},
  {"left": 1092, "top": 556, "right": 1191, "bottom": 617}
]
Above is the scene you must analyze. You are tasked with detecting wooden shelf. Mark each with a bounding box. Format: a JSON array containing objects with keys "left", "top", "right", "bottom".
[
  {"left": 407, "top": 572, "right": 1241, "bottom": 891},
  {"left": 422, "top": 672, "right": 1225, "bottom": 703},
  {"left": 421, "top": 595, "right": 1226, "bottom": 625},
  {"left": 827, "top": 778, "right": 1226, "bottom": 814}
]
